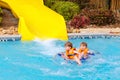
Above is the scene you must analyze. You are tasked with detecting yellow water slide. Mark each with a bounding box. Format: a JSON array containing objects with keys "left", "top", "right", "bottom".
[{"left": 0, "top": 0, "right": 68, "bottom": 40}]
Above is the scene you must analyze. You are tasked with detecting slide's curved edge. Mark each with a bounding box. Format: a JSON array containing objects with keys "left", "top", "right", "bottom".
[
  {"left": 0, "top": 0, "right": 68, "bottom": 41},
  {"left": 18, "top": 17, "right": 35, "bottom": 40}
]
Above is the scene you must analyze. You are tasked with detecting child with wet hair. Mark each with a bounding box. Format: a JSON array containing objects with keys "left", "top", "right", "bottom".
[
  {"left": 62, "top": 41, "right": 81, "bottom": 65},
  {"left": 78, "top": 42, "right": 89, "bottom": 59}
]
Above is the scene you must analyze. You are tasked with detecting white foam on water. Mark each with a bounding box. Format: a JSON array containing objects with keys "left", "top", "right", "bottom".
[
  {"left": 110, "top": 61, "right": 120, "bottom": 66},
  {"left": 43, "top": 68, "right": 76, "bottom": 77},
  {"left": 12, "top": 62, "right": 50, "bottom": 72},
  {"left": 96, "top": 58, "right": 106, "bottom": 63},
  {"left": 33, "top": 38, "right": 64, "bottom": 56},
  {"left": 82, "top": 67, "right": 96, "bottom": 72},
  {"left": 33, "top": 38, "right": 59, "bottom": 44},
  {"left": 4, "top": 57, "right": 9, "bottom": 61},
  {"left": 50, "top": 70, "right": 66, "bottom": 76},
  {"left": 27, "top": 54, "right": 44, "bottom": 58}
]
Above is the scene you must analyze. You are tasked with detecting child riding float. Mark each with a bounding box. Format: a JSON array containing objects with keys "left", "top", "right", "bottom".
[
  {"left": 61, "top": 42, "right": 82, "bottom": 65},
  {"left": 58, "top": 42, "right": 92, "bottom": 65},
  {"left": 78, "top": 42, "right": 89, "bottom": 59}
]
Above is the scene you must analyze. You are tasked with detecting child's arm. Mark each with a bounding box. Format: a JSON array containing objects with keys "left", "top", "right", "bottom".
[
  {"left": 73, "top": 50, "right": 84, "bottom": 59},
  {"left": 83, "top": 49, "right": 89, "bottom": 58},
  {"left": 78, "top": 51, "right": 88, "bottom": 59},
  {"left": 61, "top": 52, "right": 69, "bottom": 60},
  {"left": 73, "top": 50, "right": 84, "bottom": 56},
  {"left": 73, "top": 50, "right": 82, "bottom": 65},
  {"left": 73, "top": 50, "right": 80, "bottom": 54}
]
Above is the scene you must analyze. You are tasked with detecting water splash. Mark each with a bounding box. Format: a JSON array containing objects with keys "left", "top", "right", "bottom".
[{"left": 33, "top": 38, "right": 64, "bottom": 56}]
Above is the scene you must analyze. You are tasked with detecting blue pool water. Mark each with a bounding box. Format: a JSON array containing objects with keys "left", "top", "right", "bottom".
[{"left": 0, "top": 38, "right": 120, "bottom": 80}]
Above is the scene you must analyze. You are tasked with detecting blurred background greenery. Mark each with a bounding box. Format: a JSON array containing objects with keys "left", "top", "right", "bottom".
[
  {"left": 0, "top": 8, "right": 3, "bottom": 24},
  {"left": 43, "top": 0, "right": 120, "bottom": 27}
]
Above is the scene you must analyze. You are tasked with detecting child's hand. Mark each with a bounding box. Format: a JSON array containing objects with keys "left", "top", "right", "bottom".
[
  {"left": 61, "top": 54, "right": 66, "bottom": 58},
  {"left": 83, "top": 55, "right": 88, "bottom": 59},
  {"left": 61, "top": 52, "right": 65, "bottom": 54}
]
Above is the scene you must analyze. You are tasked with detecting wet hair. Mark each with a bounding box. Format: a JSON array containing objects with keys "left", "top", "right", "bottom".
[
  {"left": 65, "top": 41, "right": 73, "bottom": 48},
  {"left": 80, "top": 42, "right": 87, "bottom": 47}
]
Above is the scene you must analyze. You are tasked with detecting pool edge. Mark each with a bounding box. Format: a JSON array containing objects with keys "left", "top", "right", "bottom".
[
  {"left": 0, "top": 33, "right": 119, "bottom": 42},
  {"left": 0, "top": 35, "right": 21, "bottom": 41}
]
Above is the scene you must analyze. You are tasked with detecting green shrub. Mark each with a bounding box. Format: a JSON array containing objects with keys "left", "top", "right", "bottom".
[
  {"left": 51, "top": 1, "right": 80, "bottom": 21},
  {"left": 61, "top": 0, "right": 90, "bottom": 9},
  {"left": 43, "top": 0, "right": 58, "bottom": 8},
  {"left": 0, "top": 8, "right": 3, "bottom": 24}
]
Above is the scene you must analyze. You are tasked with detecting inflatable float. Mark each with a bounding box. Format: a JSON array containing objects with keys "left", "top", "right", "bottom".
[{"left": 54, "top": 50, "right": 98, "bottom": 65}]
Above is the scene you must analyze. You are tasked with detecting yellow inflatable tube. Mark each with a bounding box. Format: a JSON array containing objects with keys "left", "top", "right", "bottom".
[{"left": 0, "top": 0, "right": 68, "bottom": 40}]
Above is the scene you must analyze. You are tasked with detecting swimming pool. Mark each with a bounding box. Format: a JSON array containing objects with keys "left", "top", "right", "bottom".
[{"left": 0, "top": 37, "right": 120, "bottom": 80}]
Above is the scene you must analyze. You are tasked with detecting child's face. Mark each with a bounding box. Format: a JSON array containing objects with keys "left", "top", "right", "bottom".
[
  {"left": 80, "top": 44, "right": 87, "bottom": 50},
  {"left": 65, "top": 46, "right": 71, "bottom": 50}
]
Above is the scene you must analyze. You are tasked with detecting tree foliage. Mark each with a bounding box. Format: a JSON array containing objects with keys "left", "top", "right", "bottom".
[
  {"left": 82, "top": 8, "right": 118, "bottom": 25},
  {"left": 51, "top": 1, "right": 80, "bottom": 21},
  {"left": 0, "top": 8, "right": 3, "bottom": 24}
]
